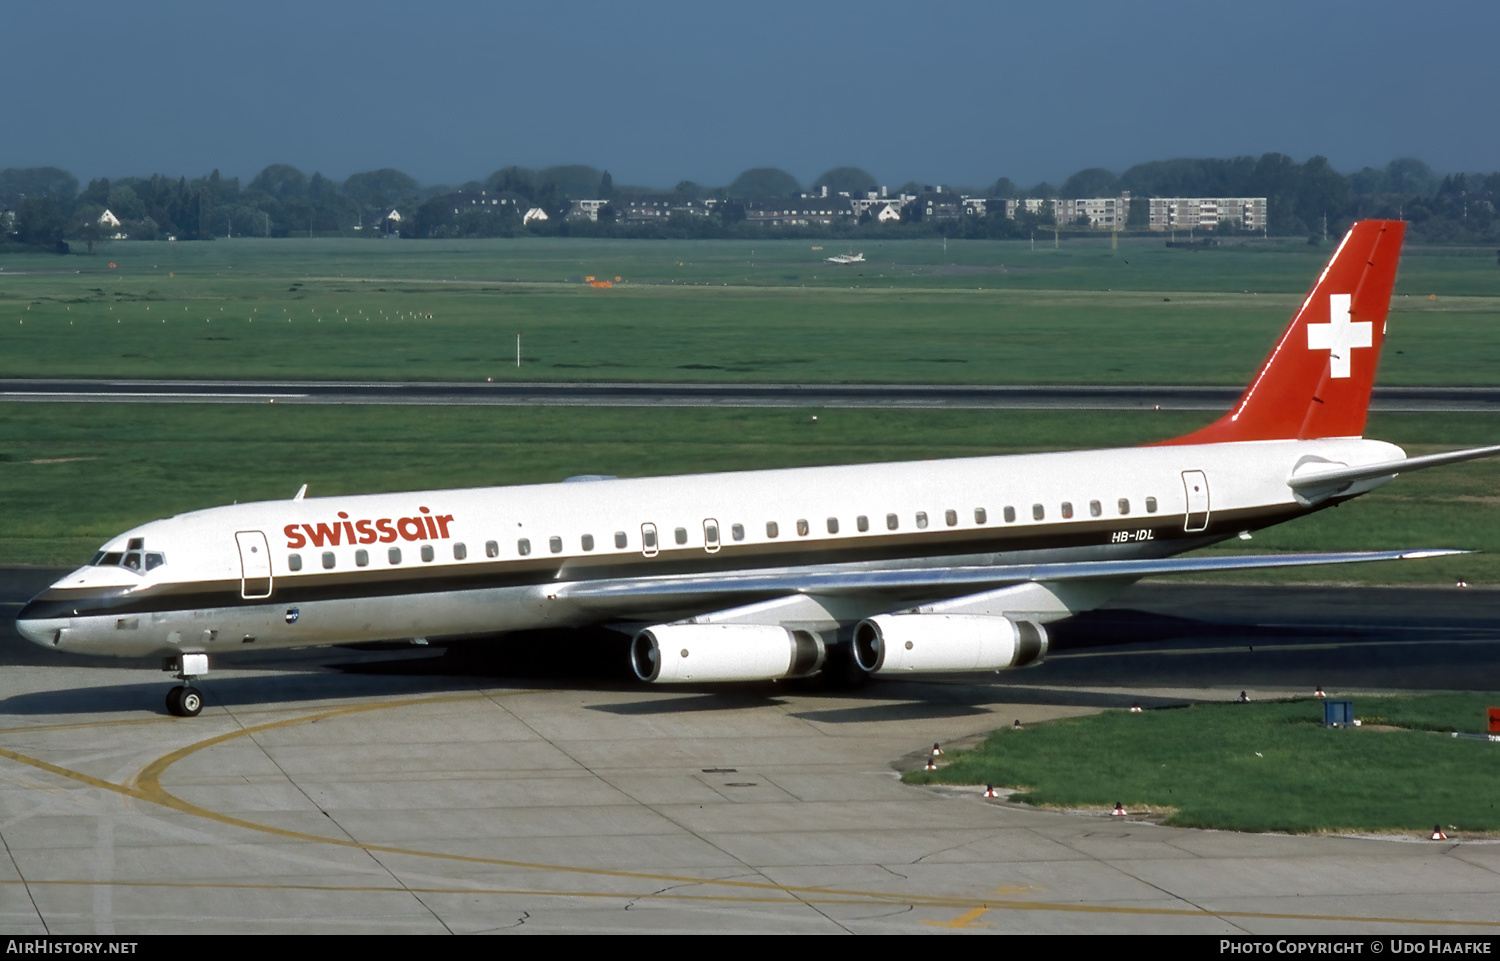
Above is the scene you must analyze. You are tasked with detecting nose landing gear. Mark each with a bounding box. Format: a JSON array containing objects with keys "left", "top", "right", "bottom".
[{"left": 162, "top": 653, "right": 208, "bottom": 717}]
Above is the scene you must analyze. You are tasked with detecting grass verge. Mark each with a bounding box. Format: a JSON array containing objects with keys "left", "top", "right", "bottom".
[{"left": 903, "top": 693, "right": 1500, "bottom": 833}]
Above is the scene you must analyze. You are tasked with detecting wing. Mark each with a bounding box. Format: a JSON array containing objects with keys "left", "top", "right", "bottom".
[{"left": 556, "top": 549, "right": 1465, "bottom": 604}]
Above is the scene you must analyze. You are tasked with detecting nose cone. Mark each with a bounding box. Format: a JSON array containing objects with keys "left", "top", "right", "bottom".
[{"left": 16, "top": 597, "right": 63, "bottom": 648}]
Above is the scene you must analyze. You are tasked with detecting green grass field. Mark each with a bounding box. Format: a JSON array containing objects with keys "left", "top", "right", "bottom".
[
  {"left": 902, "top": 693, "right": 1500, "bottom": 834},
  {"left": 2, "top": 237, "right": 1498, "bottom": 384}
]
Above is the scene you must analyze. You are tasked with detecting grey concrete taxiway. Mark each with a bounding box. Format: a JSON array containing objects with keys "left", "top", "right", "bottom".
[
  {"left": 0, "top": 570, "right": 1498, "bottom": 934},
  {"left": 5, "top": 378, "right": 1500, "bottom": 411}
]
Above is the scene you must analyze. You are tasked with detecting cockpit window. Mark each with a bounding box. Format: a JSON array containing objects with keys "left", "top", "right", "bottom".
[{"left": 91, "top": 545, "right": 165, "bottom": 574}]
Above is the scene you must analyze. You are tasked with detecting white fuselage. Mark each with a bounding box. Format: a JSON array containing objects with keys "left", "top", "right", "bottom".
[{"left": 16, "top": 436, "right": 1402, "bottom": 660}]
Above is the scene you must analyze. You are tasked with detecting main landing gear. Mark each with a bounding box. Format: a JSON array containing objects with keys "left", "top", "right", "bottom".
[{"left": 162, "top": 653, "right": 208, "bottom": 717}]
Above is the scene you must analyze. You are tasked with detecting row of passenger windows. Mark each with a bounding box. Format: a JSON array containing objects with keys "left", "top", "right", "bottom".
[{"left": 284, "top": 496, "right": 1161, "bottom": 572}]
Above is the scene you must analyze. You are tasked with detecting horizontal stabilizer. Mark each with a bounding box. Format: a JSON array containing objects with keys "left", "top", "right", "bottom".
[
  {"left": 1290, "top": 445, "right": 1500, "bottom": 497},
  {"left": 558, "top": 549, "right": 1466, "bottom": 602}
]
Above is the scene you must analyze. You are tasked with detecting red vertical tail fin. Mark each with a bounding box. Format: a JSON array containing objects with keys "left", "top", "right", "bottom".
[{"left": 1157, "top": 219, "right": 1405, "bottom": 446}]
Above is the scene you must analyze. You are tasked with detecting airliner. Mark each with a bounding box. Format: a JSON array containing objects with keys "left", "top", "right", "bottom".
[{"left": 17, "top": 220, "right": 1498, "bottom": 716}]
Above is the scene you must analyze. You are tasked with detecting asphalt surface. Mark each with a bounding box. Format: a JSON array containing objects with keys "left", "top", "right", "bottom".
[
  {"left": 2, "top": 568, "right": 1498, "bottom": 934},
  {"left": 6, "top": 378, "right": 1500, "bottom": 410}
]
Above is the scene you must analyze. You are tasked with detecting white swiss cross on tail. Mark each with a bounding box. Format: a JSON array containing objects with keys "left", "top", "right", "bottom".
[{"left": 1306, "top": 293, "right": 1372, "bottom": 379}]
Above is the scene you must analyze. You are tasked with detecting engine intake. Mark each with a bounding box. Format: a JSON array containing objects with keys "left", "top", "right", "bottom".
[
  {"left": 631, "top": 623, "right": 826, "bottom": 683},
  {"left": 852, "top": 614, "right": 1048, "bottom": 675}
]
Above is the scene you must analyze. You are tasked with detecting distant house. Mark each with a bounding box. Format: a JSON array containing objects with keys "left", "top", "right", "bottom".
[
  {"left": 876, "top": 203, "right": 901, "bottom": 222},
  {"left": 381, "top": 209, "right": 403, "bottom": 235},
  {"left": 98, "top": 209, "right": 121, "bottom": 228},
  {"left": 523, "top": 207, "right": 549, "bottom": 225},
  {"left": 567, "top": 199, "right": 610, "bottom": 221},
  {"left": 911, "top": 188, "right": 962, "bottom": 222}
]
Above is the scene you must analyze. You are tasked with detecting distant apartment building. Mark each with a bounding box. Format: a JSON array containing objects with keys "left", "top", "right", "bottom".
[
  {"left": 744, "top": 196, "right": 854, "bottom": 226},
  {"left": 1000, "top": 194, "right": 1130, "bottom": 227},
  {"left": 1149, "top": 197, "right": 1266, "bottom": 231},
  {"left": 1056, "top": 192, "right": 1130, "bottom": 228},
  {"left": 615, "top": 195, "right": 718, "bottom": 222}
]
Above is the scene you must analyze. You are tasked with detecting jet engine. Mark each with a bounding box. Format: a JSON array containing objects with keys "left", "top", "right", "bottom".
[
  {"left": 852, "top": 614, "right": 1048, "bottom": 675},
  {"left": 631, "top": 623, "right": 826, "bottom": 683}
]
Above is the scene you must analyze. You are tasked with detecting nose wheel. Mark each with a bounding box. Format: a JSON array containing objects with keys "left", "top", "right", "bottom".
[
  {"left": 165, "top": 685, "right": 203, "bottom": 717},
  {"left": 162, "top": 653, "right": 209, "bottom": 717}
]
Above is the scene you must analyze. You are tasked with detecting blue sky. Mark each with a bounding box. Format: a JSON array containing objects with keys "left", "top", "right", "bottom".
[{"left": 5, "top": 0, "right": 1495, "bottom": 189}]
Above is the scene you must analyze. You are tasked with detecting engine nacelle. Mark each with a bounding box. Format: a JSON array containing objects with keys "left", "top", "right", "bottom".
[
  {"left": 852, "top": 614, "right": 1048, "bottom": 675},
  {"left": 631, "top": 623, "right": 826, "bottom": 683}
]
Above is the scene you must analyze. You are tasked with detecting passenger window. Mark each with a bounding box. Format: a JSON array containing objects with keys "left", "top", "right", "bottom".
[
  {"left": 1118, "top": 498, "right": 1130, "bottom": 515},
  {"left": 886, "top": 513, "right": 899, "bottom": 530},
  {"left": 703, "top": 524, "right": 717, "bottom": 543},
  {"left": 615, "top": 531, "right": 628, "bottom": 549},
  {"left": 581, "top": 534, "right": 594, "bottom": 552},
  {"left": 454, "top": 542, "right": 467, "bottom": 560},
  {"left": 1003, "top": 507, "right": 1015, "bottom": 523},
  {"left": 486, "top": 540, "right": 499, "bottom": 558},
  {"left": 549, "top": 536, "right": 563, "bottom": 553},
  {"left": 322, "top": 551, "right": 336, "bottom": 569},
  {"left": 145, "top": 553, "right": 165, "bottom": 571},
  {"left": 826, "top": 517, "right": 839, "bottom": 534},
  {"left": 643, "top": 528, "right": 657, "bottom": 548},
  {"left": 796, "top": 519, "right": 809, "bottom": 536},
  {"left": 766, "top": 521, "right": 779, "bottom": 538},
  {"left": 421, "top": 545, "right": 435, "bottom": 562},
  {"left": 1146, "top": 497, "right": 1158, "bottom": 513},
  {"left": 1033, "top": 504, "right": 1045, "bottom": 521},
  {"left": 356, "top": 549, "right": 368, "bottom": 567},
  {"left": 288, "top": 554, "right": 303, "bottom": 571},
  {"left": 915, "top": 511, "right": 928, "bottom": 529},
  {"left": 1090, "top": 500, "right": 1102, "bottom": 517},
  {"left": 976, "top": 508, "right": 989, "bottom": 525},
  {"left": 388, "top": 548, "right": 402, "bottom": 564},
  {"left": 518, "top": 538, "right": 531, "bottom": 556},
  {"left": 857, "top": 515, "right": 869, "bottom": 532},
  {"left": 1061, "top": 502, "right": 1073, "bottom": 519},
  {"left": 674, "top": 527, "right": 688, "bottom": 545},
  {"left": 945, "top": 509, "right": 957, "bottom": 527},
  {"left": 731, "top": 524, "right": 745, "bottom": 542}
]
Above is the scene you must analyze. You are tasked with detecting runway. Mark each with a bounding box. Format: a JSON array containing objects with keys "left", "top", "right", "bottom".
[
  {"left": 0, "top": 568, "right": 1497, "bottom": 933},
  {"left": 5, "top": 378, "right": 1500, "bottom": 410}
]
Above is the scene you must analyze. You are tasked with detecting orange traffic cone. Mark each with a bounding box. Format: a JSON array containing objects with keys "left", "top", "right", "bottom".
[
  {"left": 1315, "top": 686, "right": 1326, "bottom": 698},
  {"left": 1130, "top": 703, "right": 1143, "bottom": 713},
  {"left": 1112, "top": 802, "right": 1127, "bottom": 817},
  {"left": 1431, "top": 825, "right": 1448, "bottom": 840},
  {"left": 983, "top": 785, "right": 1000, "bottom": 798},
  {"left": 930, "top": 743, "right": 943, "bottom": 756},
  {"left": 924, "top": 757, "right": 938, "bottom": 771}
]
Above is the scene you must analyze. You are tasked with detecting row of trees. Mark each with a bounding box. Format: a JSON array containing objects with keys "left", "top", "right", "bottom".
[{"left": 4, "top": 156, "right": 1499, "bottom": 250}]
